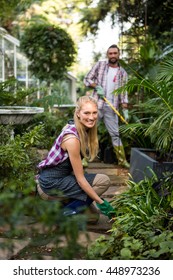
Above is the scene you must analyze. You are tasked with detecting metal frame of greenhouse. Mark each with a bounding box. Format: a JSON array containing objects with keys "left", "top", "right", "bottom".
[{"left": 0, "top": 27, "right": 76, "bottom": 104}]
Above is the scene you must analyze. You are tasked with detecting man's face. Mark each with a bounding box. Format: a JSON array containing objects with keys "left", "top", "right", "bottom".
[{"left": 107, "top": 47, "right": 120, "bottom": 64}]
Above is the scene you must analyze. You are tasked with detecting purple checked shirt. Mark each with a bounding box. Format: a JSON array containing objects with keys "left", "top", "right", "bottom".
[
  {"left": 37, "top": 124, "right": 79, "bottom": 169},
  {"left": 84, "top": 60, "right": 128, "bottom": 109}
]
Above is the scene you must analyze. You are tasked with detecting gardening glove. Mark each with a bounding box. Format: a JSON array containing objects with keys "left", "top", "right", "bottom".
[
  {"left": 123, "top": 109, "right": 129, "bottom": 122},
  {"left": 82, "top": 157, "right": 88, "bottom": 168},
  {"left": 96, "top": 199, "right": 116, "bottom": 219},
  {"left": 95, "top": 85, "right": 105, "bottom": 99}
]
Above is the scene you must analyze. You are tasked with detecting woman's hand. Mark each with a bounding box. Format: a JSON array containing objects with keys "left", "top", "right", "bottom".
[{"left": 96, "top": 199, "right": 116, "bottom": 219}]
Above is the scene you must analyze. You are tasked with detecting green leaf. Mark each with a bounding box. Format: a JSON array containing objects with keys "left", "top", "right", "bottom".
[{"left": 120, "top": 248, "right": 132, "bottom": 259}]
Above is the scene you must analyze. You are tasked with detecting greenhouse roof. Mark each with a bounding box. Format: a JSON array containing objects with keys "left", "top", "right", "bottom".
[{"left": 0, "top": 27, "right": 19, "bottom": 46}]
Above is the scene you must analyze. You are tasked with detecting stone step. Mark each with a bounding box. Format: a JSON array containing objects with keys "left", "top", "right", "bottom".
[
  {"left": 103, "top": 185, "right": 128, "bottom": 198},
  {"left": 87, "top": 162, "right": 116, "bottom": 169}
]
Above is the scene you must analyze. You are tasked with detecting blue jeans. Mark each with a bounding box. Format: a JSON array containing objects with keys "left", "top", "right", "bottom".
[{"left": 62, "top": 197, "right": 93, "bottom": 216}]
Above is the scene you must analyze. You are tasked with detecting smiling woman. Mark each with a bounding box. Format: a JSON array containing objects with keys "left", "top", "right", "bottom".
[
  {"left": 36, "top": 95, "right": 115, "bottom": 223},
  {"left": 76, "top": 101, "right": 98, "bottom": 128}
]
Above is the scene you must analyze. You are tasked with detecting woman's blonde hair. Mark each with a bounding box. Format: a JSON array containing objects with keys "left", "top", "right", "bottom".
[{"left": 74, "top": 96, "right": 99, "bottom": 161}]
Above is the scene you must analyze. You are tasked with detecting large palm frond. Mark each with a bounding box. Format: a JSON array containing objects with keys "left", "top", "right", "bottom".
[{"left": 117, "top": 56, "right": 173, "bottom": 156}]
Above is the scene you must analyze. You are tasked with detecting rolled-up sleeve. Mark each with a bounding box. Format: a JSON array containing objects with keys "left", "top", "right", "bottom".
[{"left": 84, "top": 62, "right": 100, "bottom": 86}]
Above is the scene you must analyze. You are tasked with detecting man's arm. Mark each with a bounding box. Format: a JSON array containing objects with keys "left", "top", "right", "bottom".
[{"left": 83, "top": 62, "right": 100, "bottom": 87}]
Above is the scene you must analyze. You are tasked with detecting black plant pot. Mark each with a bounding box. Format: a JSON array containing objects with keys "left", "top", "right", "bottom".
[{"left": 129, "top": 147, "right": 173, "bottom": 183}]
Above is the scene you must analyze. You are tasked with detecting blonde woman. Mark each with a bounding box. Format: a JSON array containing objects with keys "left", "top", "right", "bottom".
[{"left": 36, "top": 96, "right": 114, "bottom": 222}]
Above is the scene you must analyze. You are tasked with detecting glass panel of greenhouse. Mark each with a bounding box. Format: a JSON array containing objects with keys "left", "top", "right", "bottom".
[
  {"left": 0, "top": 27, "right": 21, "bottom": 82},
  {"left": 0, "top": 27, "right": 76, "bottom": 104}
]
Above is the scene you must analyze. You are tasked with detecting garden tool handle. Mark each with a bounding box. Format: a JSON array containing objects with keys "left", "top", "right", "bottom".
[{"left": 103, "top": 97, "right": 128, "bottom": 125}]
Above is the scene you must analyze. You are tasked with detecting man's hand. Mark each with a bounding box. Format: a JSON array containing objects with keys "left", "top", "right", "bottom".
[
  {"left": 95, "top": 85, "right": 104, "bottom": 99},
  {"left": 96, "top": 199, "right": 116, "bottom": 219}
]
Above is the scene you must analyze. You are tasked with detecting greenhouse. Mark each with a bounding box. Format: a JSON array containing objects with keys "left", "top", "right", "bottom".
[
  {"left": 0, "top": 27, "right": 29, "bottom": 86},
  {"left": 0, "top": 27, "right": 76, "bottom": 104}
]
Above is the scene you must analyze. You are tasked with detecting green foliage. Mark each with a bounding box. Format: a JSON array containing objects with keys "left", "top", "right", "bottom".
[
  {"left": 0, "top": 1, "right": 44, "bottom": 34},
  {"left": 112, "top": 175, "right": 173, "bottom": 234},
  {"left": 29, "top": 109, "right": 74, "bottom": 149},
  {"left": 0, "top": 79, "right": 37, "bottom": 106},
  {"left": 0, "top": 109, "right": 88, "bottom": 259},
  {"left": 88, "top": 229, "right": 173, "bottom": 260},
  {"left": 32, "top": 80, "right": 72, "bottom": 111},
  {"left": 20, "top": 23, "right": 77, "bottom": 82},
  {"left": 119, "top": 122, "right": 152, "bottom": 149},
  {"left": 125, "top": 38, "right": 161, "bottom": 78},
  {"left": 0, "top": 108, "right": 74, "bottom": 187},
  {"left": 76, "top": 72, "right": 89, "bottom": 96},
  {"left": 0, "top": 124, "right": 13, "bottom": 144},
  {"left": 80, "top": 1, "right": 173, "bottom": 49},
  {"left": 0, "top": 124, "right": 45, "bottom": 189},
  {"left": 0, "top": 189, "right": 88, "bottom": 259},
  {"left": 118, "top": 55, "right": 173, "bottom": 158},
  {"left": 88, "top": 174, "right": 173, "bottom": 260},
  {"left": 80, "top": 1, "right": 118, "bottom": 36}
]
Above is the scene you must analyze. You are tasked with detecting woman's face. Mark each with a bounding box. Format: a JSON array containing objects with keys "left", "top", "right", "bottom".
[{"left": 77, "top": 102, "right": 98, "bottom": 128}]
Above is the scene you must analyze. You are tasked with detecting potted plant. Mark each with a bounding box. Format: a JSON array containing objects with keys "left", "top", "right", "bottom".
[
  {"left": 118, "top": 54, "right": 173, "bottom": 182},
  {"left": 129, "top": 147, "right": 173, "bottom": 182}
]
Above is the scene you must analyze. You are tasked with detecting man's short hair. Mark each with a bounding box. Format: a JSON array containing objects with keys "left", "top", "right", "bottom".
[{"left": 107, "top": 44, "right": 120, "bottom": 52}]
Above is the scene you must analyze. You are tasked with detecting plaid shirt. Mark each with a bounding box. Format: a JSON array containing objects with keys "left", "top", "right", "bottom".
[
  {"left": 37, "top": 124, "right": 79, "bottom": 169},
  {"left": 84, "top": 60, "right": 128, "bottom": 109}
]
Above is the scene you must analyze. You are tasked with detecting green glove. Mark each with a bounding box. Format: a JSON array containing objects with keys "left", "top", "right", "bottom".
[
  {"left": 95, "top": 85, "right": 104, "bottom": 99},
  {"left": 82, "top": 157, "right": 88, "bottom": 168},
  {"left": 123, "top": 109, "right": 129, "bottom": 122},
  {"left": 96, "top": 199, "right": 116, "bottom": 219}
]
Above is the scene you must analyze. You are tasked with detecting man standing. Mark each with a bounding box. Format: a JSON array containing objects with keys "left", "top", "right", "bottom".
[{"left": 84, "top": 44, "right": 130, "bottom": 168}]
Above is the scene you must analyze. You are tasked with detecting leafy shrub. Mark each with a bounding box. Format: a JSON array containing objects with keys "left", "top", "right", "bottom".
[
  {"left": 0, "top": 124, "right": 45, "bottom": 191},
  {"left": 20, "top": 23, "right": 77, "bottom": 82},
  {"left": 88, "top": 174, "right": 173, "bottom": 260},
  {"left": 0, "top": 78, "right": 37, "bottom": 106},
  {"left": 0, "top": 113, "right": 88, "bottom": 259},
  {"left": 29, "top": 109, "right": 74, "bottom": 149},
  {"left": 0, "top": 189, "right": 88, "bottom": 259}
]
